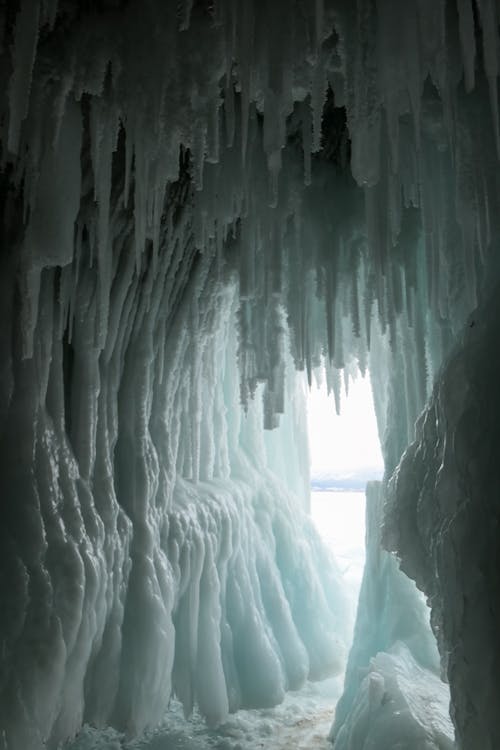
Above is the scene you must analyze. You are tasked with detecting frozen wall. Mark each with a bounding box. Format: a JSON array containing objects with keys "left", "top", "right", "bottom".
[
  {"left": 1, "top": 1, "right": 500, "bottom": 749},
  {"left": 0, "top": 245, "right": 350, "bottom": 750}
]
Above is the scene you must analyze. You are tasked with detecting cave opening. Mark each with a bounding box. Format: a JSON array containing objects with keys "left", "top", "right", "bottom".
[{"left": 307, "top": 372, "right": 383, "bottom": 608}]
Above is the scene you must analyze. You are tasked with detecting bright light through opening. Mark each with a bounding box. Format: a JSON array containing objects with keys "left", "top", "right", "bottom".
[
  {"left": 307, "top": 374, "right": 383, "bottom": 483},
  {"left": 308, "top": 373, "right": 384, "bottom": 606}
]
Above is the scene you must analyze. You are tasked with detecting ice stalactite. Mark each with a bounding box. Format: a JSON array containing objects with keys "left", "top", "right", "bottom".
[{"left": 1, "top": 0, "right": 496, "bottom": 416}]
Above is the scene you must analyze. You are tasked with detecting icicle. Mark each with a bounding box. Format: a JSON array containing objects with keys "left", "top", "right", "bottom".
[
  {"left": 456, "top": 0, "right": 476, "bottom": 92},
  {"left": 133, "top": 138, "right": 149, "bottom": 270},
  {"left": 332, "top": 367, "right": 341, "bottom": 415},
  {"left": 193, "top": 119, "right": 207, "bottom": 191},
  {"left": 22, "top": 97, "right": 82, "bottom": 269},
  {"left": 225, "top": 81, "right": 235, "bottom": 148},
  {"left": 90, "top": 99, "right": 119, "bottom": 349},
  {"left": 179, "top": 0, "right": 194, "bottom": 31},
  {"left": 20, "top": 265, "right": 41, "bottom": 360},
  {"left": 7, "top": 0, "right": 40, "bottom": 155},
  {"left": 238, "top": 0, "right": 255, "bottom": 165},
  {"left": 42, "top": 0, "right": 58, "bottom": 29},
  {"left": 478, "top": 0, "right": 500, "bottom": 155},
  {"left": 343, "top": 368, "right": 350, "bottom": 398},
  {"left": 315, "top": 0, "right": 324, "bottom": 49},
  {"left": 333, "top": 298, "right": 345, "bottom": 369},
  {"left": 123, "top": 126, "right": 134, "bottom": 209},
  {"left": 302, "top": 100, "right": 312, "bottom": 186},
  {"left": 351, "top": 270, "right": 361, "bottom": 339},
  {"left": 151, "top": 185, "right": 163, "bottom": 276},
  {"left": 311, "top": 61, "right": 327, "bottom": 153},
  {"left": 207, "top": 99, "right": 221, "bottom": 165},
  {"left": 482, "top": 175, "right": 492, "bottom": 252},
  {"left": 51, "top": 71, "right": 76, "bottom": 151},
  {"left": 351, "top": 110, "right": 382, "bottom": 187},
  {"left": 267, "top": 150, "right": 281, "bottom": 209}
]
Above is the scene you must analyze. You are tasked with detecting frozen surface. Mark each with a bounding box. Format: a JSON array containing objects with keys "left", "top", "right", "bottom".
[{"left": 64, "top": 678, "right": 343, "bottom": 750}]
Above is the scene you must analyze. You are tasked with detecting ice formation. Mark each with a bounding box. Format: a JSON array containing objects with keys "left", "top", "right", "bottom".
[
  {"left": 1, "top": 1, "right": 499, "bottom": 749},
  {"left": 332, "top": 643, "right": 454, "bottom": 750},
  {"left": 330, "top": 482, "right": 443, "bottom": 745}
]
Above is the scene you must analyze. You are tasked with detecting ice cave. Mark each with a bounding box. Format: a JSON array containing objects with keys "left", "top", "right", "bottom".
[{"left": 0, "top": 1, "right": 499, "bottom": 748}]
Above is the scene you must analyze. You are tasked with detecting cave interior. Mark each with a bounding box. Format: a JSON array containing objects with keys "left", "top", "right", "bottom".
[{"left": 0, "top": 1, "right": 499, "bottom": 749}]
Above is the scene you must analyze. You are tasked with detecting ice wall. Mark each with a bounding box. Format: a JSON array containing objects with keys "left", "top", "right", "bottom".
[
  {"left": 0, "top": 249, "right": 350, "bottom": 750},
  {"left": 1, "top": 1, "right": 500, "bottom": 749}
]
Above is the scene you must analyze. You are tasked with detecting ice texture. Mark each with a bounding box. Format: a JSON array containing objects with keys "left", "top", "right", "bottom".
[
  {"left": 332, "top": 643, "right": 454, "bottom": 750},
  {"left": 330, "top": 482, "right": 446, "bottom": 746},
  {"left": 0, "top": 271, "right": 349, "bottom": 749},
  {"left": 2, "top": 0, "right": 493, "bottom": 410},
  {"left": 0, "top": 1, "right": 499, "bottom": 749}
]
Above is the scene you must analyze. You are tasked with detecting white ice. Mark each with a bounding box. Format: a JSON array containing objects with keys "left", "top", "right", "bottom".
[{"left": 332, "top": 643, "right": 454, "bottom": 750}]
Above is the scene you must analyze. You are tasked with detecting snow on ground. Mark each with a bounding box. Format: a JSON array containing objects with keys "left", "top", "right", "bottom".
[{"left": 65, "top": 677, "right": 343, "bottom": 750}]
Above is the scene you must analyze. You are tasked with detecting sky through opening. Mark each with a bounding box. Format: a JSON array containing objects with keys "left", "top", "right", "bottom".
[{"left": 307, "top": 374, "right": 384, "bottom": 484}]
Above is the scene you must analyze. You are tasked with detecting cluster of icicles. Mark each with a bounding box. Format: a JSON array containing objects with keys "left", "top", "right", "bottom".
[{"left": 3, "top": 0, "right": 498, "bottom": 422}]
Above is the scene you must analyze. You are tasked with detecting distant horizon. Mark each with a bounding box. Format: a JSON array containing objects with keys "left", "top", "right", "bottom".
[{"left": 310, "top": 465, "right": 384, "bottom": 492}]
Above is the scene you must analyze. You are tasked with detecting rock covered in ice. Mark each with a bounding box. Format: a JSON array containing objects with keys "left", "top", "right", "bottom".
[
  {"left": 332, "top": 642, "right": 454, "bottom": 750},
  {"left": 384, "top": 281, "right": 500, "bottom": 750},
  {"left": 330, "top": 482, "right": 443, "bottom": 745}
]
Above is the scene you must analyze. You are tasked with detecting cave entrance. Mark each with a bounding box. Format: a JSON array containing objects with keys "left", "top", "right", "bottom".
[{"left": 307, "top": 373, "right": 384, "bottom": 606}]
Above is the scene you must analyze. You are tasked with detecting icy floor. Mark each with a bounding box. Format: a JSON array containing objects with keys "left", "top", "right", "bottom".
[
  {"left": 66, "top": 677, "right": 343, "bottom": 750},
  {"left": 65, "top": 492, "right": 362, "bottom": 750}
]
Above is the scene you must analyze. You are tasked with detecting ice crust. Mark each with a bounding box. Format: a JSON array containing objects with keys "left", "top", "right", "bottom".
[
  {"left": 330, "top": 482, "right": 442, "bottom": 750},
  {"left": 0, "top": 1, "right": 499, "bottom": 749},
  {"left": 332, "top": 643, "right": 454, "bottom": 750}
]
